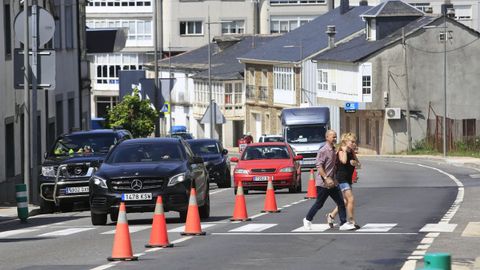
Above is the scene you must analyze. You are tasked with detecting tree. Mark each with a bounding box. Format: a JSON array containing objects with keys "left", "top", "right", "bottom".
[{"left": 107, "top": 87, "right": 158, "bottom": 138}]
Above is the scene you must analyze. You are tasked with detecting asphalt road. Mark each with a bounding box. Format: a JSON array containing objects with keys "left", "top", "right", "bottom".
[{"left": 0, "top": 157, "right": 471, "bottom": 270}]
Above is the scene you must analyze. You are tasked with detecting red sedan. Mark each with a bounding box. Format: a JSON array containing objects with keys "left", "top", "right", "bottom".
[{"left": 230, "top": 142, "right": 303, "bottom": 194}]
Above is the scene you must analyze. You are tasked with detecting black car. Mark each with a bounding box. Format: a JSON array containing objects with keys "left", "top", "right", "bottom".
[
  {"left": 40, "top": 129, "right": 132, "bottom": 213},
  {"left": 186, "top": 139, "right": 231, "bottom": 188},
  {"left": 89, "top": 138, "right": 210, "bottom": 225}
]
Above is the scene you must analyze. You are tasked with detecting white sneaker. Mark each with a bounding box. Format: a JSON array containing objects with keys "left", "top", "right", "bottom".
[
  {"left": 303, "top": 218, "right": 312, "bottom": 230},
  {"left": 339, "top": 222, "right": 356, "bottom": 231}
]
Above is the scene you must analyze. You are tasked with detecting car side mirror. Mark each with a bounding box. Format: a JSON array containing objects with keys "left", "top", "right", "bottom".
[
  {"left": 230, "top": 157, "right": 239, "bottom": 163},
  {"left": 222, "top": 149, "right": 228, "bottom": 155},
  {"left": 294, "top": 155, "right": 303, "bottom": 161},
  {"left": 192, "top": 156, "right": 204, "bottom": 164}
]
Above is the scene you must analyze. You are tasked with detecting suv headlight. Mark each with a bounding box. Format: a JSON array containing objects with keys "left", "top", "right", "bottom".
[
  {"left": 168, "top": 173, "right": 186, "bottom": 187},
  {"left": 234, "top": 168, "right": 249, "bottom": 174},
  {"left": 91, "top": 175, "right": 108, "bottom": 189},
  {"left": 42, "top": 166, "right": 56, "bottom": 177},
  {"left": 280, "top": 167, "right": 295, "bottom": 173}
]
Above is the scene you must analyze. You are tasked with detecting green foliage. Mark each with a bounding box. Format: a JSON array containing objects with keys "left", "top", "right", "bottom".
[{"left": 107, "top": 88, "right": 158, "bottom": 138}]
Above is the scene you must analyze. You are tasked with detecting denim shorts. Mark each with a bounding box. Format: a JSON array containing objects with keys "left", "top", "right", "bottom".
[{"left": 338, "top": 182, "right": 352, "bottom": 191}]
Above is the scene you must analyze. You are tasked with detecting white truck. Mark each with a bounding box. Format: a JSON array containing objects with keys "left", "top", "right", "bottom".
[{"left": 280, "top": 107, "right": 330, "bottom": 169}]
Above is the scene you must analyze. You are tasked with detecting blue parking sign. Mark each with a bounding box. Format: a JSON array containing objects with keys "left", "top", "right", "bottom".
[{"left": 345, "top": 102, "right": 358, "bottom": 113}]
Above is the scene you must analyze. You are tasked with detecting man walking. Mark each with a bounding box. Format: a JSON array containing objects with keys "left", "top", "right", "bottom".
[{"left": 303, "top": 130, "right": 355, "bottom": 231}]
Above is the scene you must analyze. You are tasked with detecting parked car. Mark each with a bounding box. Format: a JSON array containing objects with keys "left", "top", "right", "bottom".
[
  {"left": 187, "top": 139, "right": 231, "bottom": 188},
  {"left": 230, "top": 142, "right": 303, "bottom": 194},
  {"left": 89, "top": 138, "right": 210, "bottom": 225},
  {"left": 258, "top": 134, "right": 284, "bottom": 143},
  {"left": 170, "top": 125, "right": 194, "bottom": 140},
  {"left": 39, "top": 129, "right": 132, "bottom": 213}
]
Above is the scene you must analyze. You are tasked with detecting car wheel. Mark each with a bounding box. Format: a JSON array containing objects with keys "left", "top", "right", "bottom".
[
  {"left": 110, "top": 209, "right": 119, "bottom": 222},
  {"left": 179, "top": 210, "right": 187, "bottom": 222},
  {"left": 91, "top": 212, "right": 107, "bottom": 226},
  {"left": 199, "top": 190, "right": 210, "bottom": 219},
  {"left": 40, "top": 198, "right": 55, "bottom": 214}
]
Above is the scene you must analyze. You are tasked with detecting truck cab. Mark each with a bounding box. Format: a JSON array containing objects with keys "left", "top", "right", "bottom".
[{"left": 280, "top": 107, "right": 330, "bottom": 169}]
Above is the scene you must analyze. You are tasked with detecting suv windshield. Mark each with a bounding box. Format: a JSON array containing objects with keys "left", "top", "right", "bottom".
[
  {"left": 51, "top": 133, "right": 117, "bottom": 156},
  {"left": 242, "top": 145, "right": 290, "bottom": 160},
  {"left": 106, "top": 143, "right": 184, "bottom": 163},
  {"left": 188, "top": 141, "right": 220, "bottom": 155},
  {"left": 286, "top": 125, "right": 326, "bottom": 144},
  {"left": 263, "top": 136, "right": 284, "bottom": 142}
]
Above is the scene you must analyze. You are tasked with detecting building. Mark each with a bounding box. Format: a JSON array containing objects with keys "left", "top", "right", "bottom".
[
  {"left": 0, "top": 0, "right": 89, "bottom": 203},
  {"left": 311, "top": 0, "right": 480, "bottom": 154}
]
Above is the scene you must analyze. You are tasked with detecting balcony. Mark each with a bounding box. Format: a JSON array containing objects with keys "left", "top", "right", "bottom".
[
  {"left": 259, "top": 86, "right": 268, "bottom": 102},
  {"left": 246, "top": 85, "right": 256, "bottom": 100}
]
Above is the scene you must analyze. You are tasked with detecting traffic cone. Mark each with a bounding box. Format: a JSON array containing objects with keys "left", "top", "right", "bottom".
[
  {"left": 107, "top": 202, "right": 138, "bottom": 261},
  {"left": 181, "top": 184, "right": 206, "bottom": 236},
  {"left": 261, "top": 179, "right": 281, "bottom": 213},
  {"left": 230, "top": 181, "right": 251, "bottom": 221},
  {"left": 145, "top": 196, "right": 173, "bottom": 248},
  {"left": 305, "top": 169, "right": 317, "bottom": 199},
  {"left": 352, "top": 168, "right": 358, "bottom": 183}
]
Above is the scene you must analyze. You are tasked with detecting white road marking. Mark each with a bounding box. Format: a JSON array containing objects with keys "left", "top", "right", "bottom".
[
  {"left": 400, "top": 260, "right": 417, "bottom": 270},
  {"left": 292, "top": 224, "right": 330, "bottom": 232},
  {"left": 89, "top": 262, "right": 119, "bottom": 270},
  {"left": 419, "top": 223, "right": 457, "bottom": 233},
  {"left": 167, "top": 224, "right": 216, "bottom": 232},
  {"left": 416, "top": 244, "right": 430, "bottom": 250},
  {"left": 212, "top": 232, "right": 417, "bottom": 236},
  {"left": 461, "top": 222, "right": 480, "bottom": 237},
  {"left": 0, "top": 229, "right": 38, "bottom": 238},
  {"left": 356, "top": 223, "right": 397, "bottom": 232},
  {"left": 469, "top": 173, "right": 480, "bottom": 179},
  {"left": 249, "top": 213, "right": 267, "bottom": 219},
  {"left": 420, "top": 238, "right": 434, "bottom": 244},
  {"left": 39, "top": 227, "right": 95, "bottom": 237},
  {"left": 101, "top": 225, "right": 150, "bottom": 235},
  {"left": 229, "top": 223, "right": 277, "bottom": 232}
]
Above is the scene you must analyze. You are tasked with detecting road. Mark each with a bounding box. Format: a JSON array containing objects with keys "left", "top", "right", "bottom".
[{"left": 0, "top": 157, "right": 474, "bottom": 270}]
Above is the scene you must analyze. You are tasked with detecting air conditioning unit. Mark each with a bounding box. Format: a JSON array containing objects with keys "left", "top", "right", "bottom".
[{"left": 385, "top": 108, "right": 401, "bottom": 120}]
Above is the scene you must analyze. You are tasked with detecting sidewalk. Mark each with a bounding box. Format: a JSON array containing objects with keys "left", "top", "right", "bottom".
[{"left": 0, "top": 203, "right": 41, "bottom": 223}]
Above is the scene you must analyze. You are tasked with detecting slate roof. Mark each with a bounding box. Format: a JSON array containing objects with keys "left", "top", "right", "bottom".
[
  {"left": 362, "top": 0, "right": 424, "bottom": 18},
  {"left": 238, "top": 5, "right": 372, "bottom": 64},
  {"left": 154, "top": 35, "right": 277, "bottom": 80},
  {"left": 312, "top": 16, "right": 438, "bottom": 63}
]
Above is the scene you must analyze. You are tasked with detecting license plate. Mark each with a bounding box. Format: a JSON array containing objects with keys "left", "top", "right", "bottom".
[
  {"left": 253, "top": 176, "right": 271, "bottom": 181},
  {"left": 301, "top": 159, "right": 316, "bottom": 165},
  {"left": 122, "top": 193, "right": 153, "bottom": 201},
  {"left": 65, "top": 186, "right": 89, "bottom": 194}
]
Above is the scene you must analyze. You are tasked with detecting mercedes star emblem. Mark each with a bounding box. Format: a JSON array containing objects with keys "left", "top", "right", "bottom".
[{"left": 131, "top": 179, "right": 143, "bottom": 191}]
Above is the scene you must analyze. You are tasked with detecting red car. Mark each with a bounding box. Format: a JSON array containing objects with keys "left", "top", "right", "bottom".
[{"left": 230, "top": 142, "right": 303, "bottom": 194}]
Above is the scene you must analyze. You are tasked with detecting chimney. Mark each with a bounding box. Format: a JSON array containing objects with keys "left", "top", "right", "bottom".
[
  {"left": 327, "top": 0, "right": 334, "bottom": 11},
  {"left": 326, "top": 25, "right": 336, "bottom": 49},
  {"left": 441, "top": 1, "right": 454, "bottom": 16},
  {"left": 340, "top": 0, "right": 349, "bottom": 14},
  {"left": 359, "top": 0, "right": 368, "bottom": 6}
]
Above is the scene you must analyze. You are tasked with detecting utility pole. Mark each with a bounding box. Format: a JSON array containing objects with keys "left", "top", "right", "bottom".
[
  {"left": 403, "top": 28, "right": 412, "bottom": 153},
  {"left": 207, "top": 14, "right": 214, "bottom": 139},
  {"left": 168, "top": 44, "right": 173, "bottom": 135},
  {"left": 31, "top": 1, "right": 39, "bottom": 203},
  {"left": 23, "top": 0, "right": 31, "bottom": 198},
  {"left": 443, "top": 13, "right": 447, "bottom": 157},
  {"left": 153, "top": 0, "right": 160, "bottom": 137}
]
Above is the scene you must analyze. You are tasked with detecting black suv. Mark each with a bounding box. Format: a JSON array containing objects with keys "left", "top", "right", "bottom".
[
  {"left": 89, "top": 138, "right": 210, "bottom": 225},
  {"left": 40, "top": 129, "right": 132, "bottom": 213}
]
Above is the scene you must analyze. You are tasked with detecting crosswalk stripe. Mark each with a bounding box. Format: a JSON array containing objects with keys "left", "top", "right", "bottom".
[
  {"left": 357, "top": 223, "right": 397, "bottom": 232},
  {"left": 419, "top": 223, "right": 457, "bottom": 233},
  {"left": 101, "top": 225, "right": 151, "bottom": 235},
  {"left": 461, "top": 222, "right": 480, "bottom": 237},
  {"left": 39, "top": 227, "right": 95, "bottom": 237},
  {"left": 0, "top": 229, "right": 39, "bottom": 238},
  {"left": 167, "top": 224, "right": 216, "bottom": 233},
  {"left": 229, "top": 224, "right": 277, "bottom": 232},
  {"left": 292, "top": 224, "right": 330, "bottom": 232}
]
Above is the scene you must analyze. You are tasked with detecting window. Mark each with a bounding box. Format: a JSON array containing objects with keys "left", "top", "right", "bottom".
[
  {"left": 270, "top": 0, "right": 325, "bottom": 5},
  {"left": 222, "top": 20, "right": 245, "bottom": 35},
  {"left": 5, "top": 121, "right": 14, "bottom": 177},
  {"left": 409, "top": 3, "right": 431, "bottom": 12},
  {"left": 273, "top": 67, "right": 294, "bottom": 92},
  {"left": 87, "top": 19, "right": 153, "bottom": 42},
  {"left": 317, "top": 69, "right": 328, "bottom": 91},
  {"left": 3, "top": 3, "right": 12, "bottom": 58},
  {"left": 68, "top": 98, "right": 75, "bottom": 129},
  {"left": 87, "top": 0, "right": 151, "bottom": 7},
  {"left": 454, "top": 5, "right": 472, "bottom": 20},
  {"left": 270, "top": 16, "right": 315, "bottom": 33},
  {"left": 225, "top": 83, "right": 233, "bottom": 105},
  {"left": 65, "top": 1, "right": 74, "bottom": 49},
  {"left": 94, "top": 53, "right": 145, "bottom": 84},
  {"left": 180, "top": 21, "right": 203, "bottom": 35},
  {"left": 362, "top": 76, "right": 371, "bottom": 95},
  {"left": 96, "top": 96, "right": 118, "bottom": 118},
  {"left": 234, "top": 82, "right": 242, "bottom": 105}
]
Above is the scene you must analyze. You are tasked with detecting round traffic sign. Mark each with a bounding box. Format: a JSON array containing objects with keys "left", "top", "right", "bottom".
[{"left": 14, "top": 6, "right": 55, "bottom": 47}]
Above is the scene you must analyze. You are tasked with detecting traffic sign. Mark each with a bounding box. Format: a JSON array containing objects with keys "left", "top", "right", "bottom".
[
  {"left": 344, "top": 102, "right": 358, "bottom": 113},
  {"left": 161, "top": 102, "right": 170, "bottom": 114},
  {"left": 14, "top": 7, "right": 55, "bottom": 47}
]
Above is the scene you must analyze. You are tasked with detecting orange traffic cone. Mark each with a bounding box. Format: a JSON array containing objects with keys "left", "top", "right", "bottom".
[
  {"left": 305, "top": 169, "right": 317, "bottom": 199},
  {"left": 261, "top": 179, "right": 281, "bottom": 213},
  {"left": 181, "top": 184, "right": 206, "bottom": 236},
  {"left": 145, "top": 196, "right": 173, "bottom": 248},
  {"left": 107, "top": 202, "right": 138, "bottom": 261},
  {"left": 231, "top": 181, "right": 251, "bottom": 221},
  {"left": 352, "top": 168, "right": 358, "bottom": 183}
]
